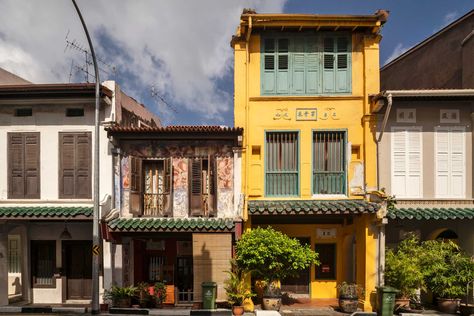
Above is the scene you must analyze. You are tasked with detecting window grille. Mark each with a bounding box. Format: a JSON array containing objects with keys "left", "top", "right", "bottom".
[
  {"left": 313, "top": 131, "right": 346, "bottom": 194},
  {"left": 265, "top": 132, "right": 299, "bottom": 196}
]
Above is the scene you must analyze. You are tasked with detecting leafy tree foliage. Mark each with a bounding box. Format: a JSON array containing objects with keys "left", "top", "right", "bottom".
[{"left": 235, "top": 227, "right": 319, "bottom": 282}]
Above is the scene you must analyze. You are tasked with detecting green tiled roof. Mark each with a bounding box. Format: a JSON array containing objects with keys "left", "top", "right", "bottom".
[
  {"left": 388, "top": 207, "right": 474, "bottom": 220},
  {"left": 107, "top": 217, "right": 235, "bottom": 232},
  {"left": 248, "top": 199, "right": 380, "bottom": 215},
  {"left": 0, "top": 206, "right": 93, "bottom": 218}
]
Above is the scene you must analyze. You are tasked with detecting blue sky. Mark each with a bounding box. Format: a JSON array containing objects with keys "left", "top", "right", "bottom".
[{"left": 0, "top": 1, "right": 472, "bottom": 126}]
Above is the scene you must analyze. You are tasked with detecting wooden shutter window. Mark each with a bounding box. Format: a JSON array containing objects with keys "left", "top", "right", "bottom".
[
  {"left": 391, "top": 127, "right": 422, "bottom": 198},
  {"left": 163, "top": 158, "right": 173, "bottom": 216},
  {"left": 8, "top": 132, "right": 40, "bottom": 199},
  {"left": 435, "top": 127, "right": 465, "bottom": 198},
  {"left": 207, "top": 156, "right": 217, "bottom": 217},
  {"left": 129, "top": 156, "right": 143, "bottom": 216},
  {"left": 59, "top": 133, "right": 91, "bottom": 199},
  {"left": 189, "top": 158, "right": 203, "bottom": 216}
]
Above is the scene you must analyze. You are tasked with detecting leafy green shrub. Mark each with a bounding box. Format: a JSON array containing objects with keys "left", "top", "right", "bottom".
[
  {"left": 421, "top": 240, "right": 474, "bottom": 299},
  {"left": 384, "top": 234, "right": 425, "bottom": 299},
  {"left": 235, "top": 227, "right": 319, "bottom": 282},
  {"left": 103, "top": 285, "right": 137, "bottom": 306}
]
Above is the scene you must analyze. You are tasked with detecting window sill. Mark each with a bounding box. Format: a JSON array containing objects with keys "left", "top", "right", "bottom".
[
  {"left": 312, "top": 194, "right": 348, "bottom": 199},
  {"left": 250, "top": 95, "right": 363, "bottom": 101}
]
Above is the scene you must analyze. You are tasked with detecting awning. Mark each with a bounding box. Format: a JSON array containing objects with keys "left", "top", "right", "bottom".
[
  {"left": 0, "top": 206, "right": 93, "bottom": 219},
  {"left": 388, "top": 207, "right": 474, "bottom": 220},
  {"left": 107, "top": 217, "right": 235, "bottom": 233},
  {"left": 248, "top": 199, "right": 380, "bottom": 215}
]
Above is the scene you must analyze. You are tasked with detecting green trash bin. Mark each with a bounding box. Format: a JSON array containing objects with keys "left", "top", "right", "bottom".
[
  {"left": 376, "top": 286, "right": 399, "bottom": 316},
  {"left": 202, "top": 282, "right": 217, "bottom": 309}
]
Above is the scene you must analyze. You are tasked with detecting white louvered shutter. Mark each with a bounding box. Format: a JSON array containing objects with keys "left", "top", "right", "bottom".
[
  {"left": 450, "top": 128, "right": 465, "bottom": 197},
  {"left": 407, "top": 129, "right": 422, "bottom": 197},
  {"left": 391, "top": 127, "right": 422, "bottom": 198},
  {"left": 392, "top": 129, "right": 407, "bottom": 197},
  {"left": 436, "top": 127, "right": 465, "bottom": 198},
  {"left": 435, "top": 128, "right": 450, "bottom": 196}
]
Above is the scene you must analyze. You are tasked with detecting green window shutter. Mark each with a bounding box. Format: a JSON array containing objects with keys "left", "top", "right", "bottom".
[
  {"left": 262, "top": 38, "right": 276, "bottom": 94},
  {"left": 276, "top": 38, "right": 289, "bottom": 94},
  {"left": 305, "top": 37, "right": 320, "bottom": 94},
  {"left": 322, "top": 37, "right": 336, "bottom": 93},
  {"left": 335, "top": 37, "right": 351, "bottom": 93},
  {"left": 291, "top": 37, "right": 305, "bottom": 94}
]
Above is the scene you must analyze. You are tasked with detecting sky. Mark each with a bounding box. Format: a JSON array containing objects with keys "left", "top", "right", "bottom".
[{"left": 0, "top": 1, "right": 472, "bottom": 126}]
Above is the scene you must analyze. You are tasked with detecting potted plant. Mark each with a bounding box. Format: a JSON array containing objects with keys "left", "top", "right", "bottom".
[
  {"left": 224, "top": 261, "right": 255, "bottom": 316},
  {"left": 337, "top": 282, "right": 364, "bottom": 313},
  {"left": 153, "top": 282, "right": 167, "bottom": 307},
  {"left": 384, "top": 234, "right": 425, "bottom": 309},
  {"left": 235, "top": 227, "right": 319, "bottom": 311},
  {"left": 422, "top": 240, "right": 474, "bottom": 314},
  {"left": 103, "top": 285, "right": 137, "bottom": 308}
]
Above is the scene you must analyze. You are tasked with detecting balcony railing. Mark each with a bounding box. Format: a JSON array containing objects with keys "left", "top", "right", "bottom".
[{"left": 143, "top": 193, "right": 169, "bottom": 216}]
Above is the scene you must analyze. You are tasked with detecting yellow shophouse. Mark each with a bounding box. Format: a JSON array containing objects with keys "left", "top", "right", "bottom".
[{"left": 231, "top": 10, "right": 389, "bottom": 310}]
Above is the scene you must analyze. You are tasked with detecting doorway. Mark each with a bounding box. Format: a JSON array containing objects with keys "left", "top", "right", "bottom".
[
  {"left": 63, "top": 241, "right": 92, "bottom": 300},
  {"left": 281, "top": 237, "right": 310, "bottom": 294}
]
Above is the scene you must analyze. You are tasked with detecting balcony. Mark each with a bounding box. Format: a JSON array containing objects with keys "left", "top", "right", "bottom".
[{"left": 143, "top": 193, "right": 170, "bottom": 217}]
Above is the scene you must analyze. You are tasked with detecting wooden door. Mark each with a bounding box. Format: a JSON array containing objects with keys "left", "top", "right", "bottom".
[
  {"left": 281, "top": 237, "right": 310, "bottom": 294},
  {"left": 65, "top": 241, "right": 92, "bottom": 300}
]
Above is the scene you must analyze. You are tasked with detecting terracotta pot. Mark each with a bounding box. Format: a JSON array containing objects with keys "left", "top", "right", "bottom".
[
  {"left": 460, "top": 304, "right": 474, "bottom": 316},
  {"left": 437, "top": 298, "right": 460, "bottom": 314},
  {"left": 339, "top": 297, "right": 359, "bottom": 313},
  {"left": 100, "top": 303, "right": 109, "bottom": 312},
  {"left": 262, "top": 297, "right": 282, "bottom": 311},
  {"left": 395, "top": 298, "right": 410, "bottom": 309},
  {"left": 232, "top": 305, "right": 245, "bottom": 316}
]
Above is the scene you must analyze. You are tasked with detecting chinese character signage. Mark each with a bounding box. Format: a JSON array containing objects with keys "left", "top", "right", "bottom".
[{"left": 296, "top": 108, "right": 317, "bottom": 121}]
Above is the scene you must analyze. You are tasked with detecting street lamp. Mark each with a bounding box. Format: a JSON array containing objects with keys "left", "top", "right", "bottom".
[{"left": 70, "top": 1, "right": 101, "bottom": 313}]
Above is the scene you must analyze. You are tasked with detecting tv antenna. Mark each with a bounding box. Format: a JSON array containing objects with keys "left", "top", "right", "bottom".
[
  {"left": 151, "top": 85, "right": 178, "bottom": 113},
  {"left": 65, "top": 30, "right": 117, "bottom": 82}
]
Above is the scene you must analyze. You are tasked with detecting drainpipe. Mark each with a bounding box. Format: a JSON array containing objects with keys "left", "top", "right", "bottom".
[
  {"left": 375, "top": 93, "right": 392, "bottom": 286},
  {"left": 376, "top": 93, "right": 392, "bottom": 189},
  {"left": 243, "top": 17, "right": 252, "bottom": 223},
  {"left": 375, "top": 93, "right": 392, "bottom": 287}
]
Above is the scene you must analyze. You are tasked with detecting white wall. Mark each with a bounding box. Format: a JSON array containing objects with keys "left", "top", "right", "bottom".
[{"left": 0, "top": 103, "right": 114, "bottom": 210}]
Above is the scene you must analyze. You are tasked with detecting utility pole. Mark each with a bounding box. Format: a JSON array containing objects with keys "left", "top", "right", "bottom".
[{"left": 70, "top": 1, "right": 101, "bottom": 313}]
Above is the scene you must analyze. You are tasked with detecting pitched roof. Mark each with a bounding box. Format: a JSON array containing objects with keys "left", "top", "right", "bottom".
[
  {"left": 388, "top": 207, "right": 474, "bottom": 220},
  {"left": 382, "top": 9, "right": 474, "bottom": 70},
  {"left": 248, "top": 199, "right": 380, "bottom": 215},
  {"left": 0, "top": 206, "right": 93, "bottom": 219},
  {"left": 107, "top": 217, "right": 235, "bottom": 232}
]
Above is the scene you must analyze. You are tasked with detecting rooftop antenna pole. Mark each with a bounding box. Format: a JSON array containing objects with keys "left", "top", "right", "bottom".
[{"left": 70, "top": 1, "right": 100, "bottom": 313}]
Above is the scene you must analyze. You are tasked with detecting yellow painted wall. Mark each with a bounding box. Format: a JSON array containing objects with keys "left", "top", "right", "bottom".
[
  {"left": 235, "top": 32, "right": 382, "bottom": 205},
  {"left": 233, "top": 17, "right": 383, "bottom": 310}
]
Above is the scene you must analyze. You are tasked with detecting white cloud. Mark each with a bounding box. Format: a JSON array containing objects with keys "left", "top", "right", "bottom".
[
  {"left": 384, "top": 43, "right": 410, "bottom": 65},
  {"left": 0, "top": 0, "right": 287, "bottom": 123},
  {"left": 443, "top": 11, "right": 458, "bottom": 25}
]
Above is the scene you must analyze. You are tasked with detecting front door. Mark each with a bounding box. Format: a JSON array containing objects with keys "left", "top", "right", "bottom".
[
  {"left": 176, "top": 256, "right": 193, "bottom": 303},
  {"left": 64, "top": 241, "right": 92, "bottom": 300},
  {"left": 281, "top": 237, "right": 311, "bottom": 294}
]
